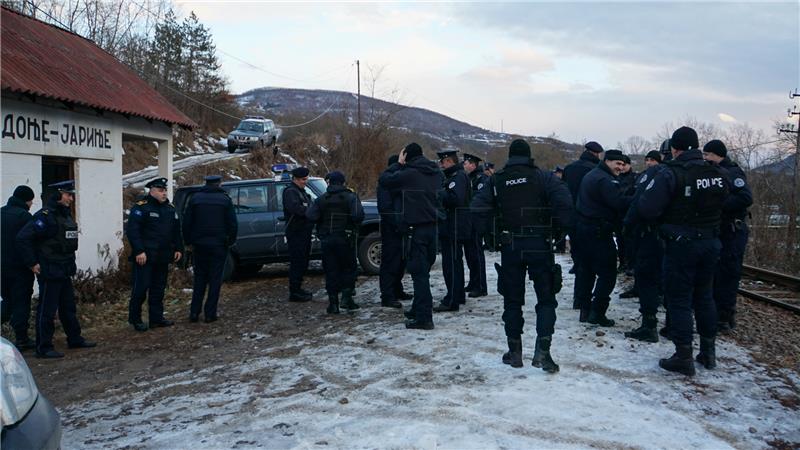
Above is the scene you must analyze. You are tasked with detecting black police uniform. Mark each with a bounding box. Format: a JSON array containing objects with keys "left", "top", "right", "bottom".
[
  {"left": 126, "top": 179, "right": 184, "bottom": 329},
  {"left": 573, "top": 158, "right": 633, "bottom": 325},
  {"left": 306, "top": 181, "right": 364, "bottom": 313},
  {"left": 713, "top": 158, "right": 752, "bottom": 331},
  {"left": 436, "top": 157, "right": 470, "bottom": 311},
  {"left": 182, "top": 178, "right": 237, "bottom": 321},
  {"left": 471, "top": 150, "right": 574, "bottom": 372},
  {"left": 17, "top": 185, "right": 93, "bottom": 358},
  {"left": 616, "top": 168, "right": 638, "bottom": 272},
  {"left": 564, "top": 149, "right": 602, "bottom": 206},
  {"left": 1, "top": 194, "right": 35, "bottom": 347},
  {"left": 377, "top": 161, "right": 408, "bottom": 307},
  {"left": 638, "top": 148, "right": 729, "bottom": 375},
  {"left": 378, "top": 146, "right": 443, "bottom": 329},
  {"left": 282, "top": 179, "right": 314, "bottom": 300},
  {"left": 622, "top": 164, "right": 666, "bottom": 342},
  {"left": 464, "top": 156, "right": 488, "bottom": 297}
]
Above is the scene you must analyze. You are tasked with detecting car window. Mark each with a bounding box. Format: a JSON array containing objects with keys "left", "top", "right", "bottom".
[
  {"left": 236, "top": 121, "right": 264, "bottom": 133},
  {"left": 237, "top": 185, "right": 269, "bottom": 214},
  {"left": 272, "top": 182, "right": 318, "bottom": 212}
]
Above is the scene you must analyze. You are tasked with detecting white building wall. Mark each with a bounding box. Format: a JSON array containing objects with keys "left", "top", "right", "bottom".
[
  {"left": 74, "top": 154, "right": 123, "bottom": 273},
  {"left": 0, "top": 152, "right": 43, "bottom": 212}
]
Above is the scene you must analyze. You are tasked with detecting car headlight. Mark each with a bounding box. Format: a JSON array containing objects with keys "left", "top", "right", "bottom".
[{"left": 0, "top": 337, "right": 39, "bottom": 427}]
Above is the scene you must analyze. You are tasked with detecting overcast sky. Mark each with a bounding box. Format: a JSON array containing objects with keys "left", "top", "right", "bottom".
[{"left": 179, "top": 1, "right": 798, "bottom": 146}]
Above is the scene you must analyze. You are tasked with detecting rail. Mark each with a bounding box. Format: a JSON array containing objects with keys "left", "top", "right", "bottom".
[{"left": 738, "top": 265, "right": 800, "bottom": 315}]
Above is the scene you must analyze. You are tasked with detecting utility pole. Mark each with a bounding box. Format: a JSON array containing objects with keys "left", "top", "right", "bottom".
[
  {"left": 779, "top": 89, "right": 800, "bottom": 260},
  {"left": 356, "top": 60, "right": 361, "bottom": 129}
]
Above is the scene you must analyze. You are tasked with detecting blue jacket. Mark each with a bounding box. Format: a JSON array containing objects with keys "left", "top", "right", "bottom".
[
  {"left": 623, "top": 164, "right": 665, "bottom": 227},
  {"left": 564, "top": 150, "right": 600, "bottom": 205},
  {"left": 718, "top": 158, "right": 752, "bottom": 222},
  {"left": 576, "top": 162, "right": 633, "bottom": 222},
  {"left": 438, "top": 165, "right": 471, "bottom": 240},
  {"left": 1, "top": 196, "right": 32, "bottom": 270},
  {"left": 17, "top": 197, "right": 78, "bottom": 279},
  {"left": 127, "top": 194, "right": 184, "bottom": 264},
  {"left": 182, "top": 186, "right": 237, "bottom": 247},
  {"left": 378, "top": 155, "right": 443, "bottom": 227}
]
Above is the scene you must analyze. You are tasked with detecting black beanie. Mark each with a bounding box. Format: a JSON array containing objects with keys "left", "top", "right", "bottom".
[
  {"left": 703, "top": 139, "right": 727, "bottom": 158},
  {"left": 13, "top": 185, "right": 34, "bottom": 202},
  {"left": 622, "top": 154, "right": 631, "bottom": 165},
  {"left": 646, "top": 150, "right": 663, "bottom": 163},
  {"left": 671, "top": 126, "right": 699, "bottom": 151},
  {"left": 585, "top": 141, "right": 604, "bottom": 154},
  {"left": 404, "top": 143, "right": 423, "bottom": 159},
  {"left": 388, "top": 154, "right": 399, "bottom": 166},
  {"left": 604, "top": 149, "right": 625, "bottom": 161},
  {"left": 325, "top": 171, "right": 345, "bottom": 185},
  {"left": 508, "top": 139, "right": 531, "bottom": 158}
]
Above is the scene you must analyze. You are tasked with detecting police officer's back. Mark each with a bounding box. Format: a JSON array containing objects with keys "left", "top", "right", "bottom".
[
  {"left": 472, "top": 139, "right": 573, "bottom": 372},
  {"left": 1, "top": 185, "right": 36, "bottom": 349},
  {"left": 638, "top": 127, "right": 729, "bottom": 376},
  {"left": 306, "top": 171, "right": 364, "bottom": 314},
  {"left": 182, "top": 175, "right": 237, "bottom": 323},
  {"left": 564, "top": 141, "right": 604, "bottom": 205}
]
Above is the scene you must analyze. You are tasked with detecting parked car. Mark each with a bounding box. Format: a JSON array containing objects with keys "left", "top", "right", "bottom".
[
  {"left": 0, "top": 337, "right": 62, "bottom": 450},
  {"left": 227, "top": 116, "right": 281, "bottom": 153},
  {"left": 175, "top": 165, "right": 382, "bottom": 280}
]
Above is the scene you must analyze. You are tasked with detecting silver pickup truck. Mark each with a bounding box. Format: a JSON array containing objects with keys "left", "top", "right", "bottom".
[{"left": 227, "top": 116, "right": 282, "bottom": 153}]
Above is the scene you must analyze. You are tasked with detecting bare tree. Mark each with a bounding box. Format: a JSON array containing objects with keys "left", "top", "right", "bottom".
[{"left": 617, "top": 135, "right": 652, "bottom": 155}]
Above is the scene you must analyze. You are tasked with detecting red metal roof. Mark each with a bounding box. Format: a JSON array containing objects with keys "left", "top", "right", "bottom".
[{"left": 1, "top": 7, "right": 196, "bottom": 128}]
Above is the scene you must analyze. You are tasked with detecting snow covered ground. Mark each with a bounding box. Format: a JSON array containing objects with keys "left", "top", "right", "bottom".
[
  {"left": 122, "top": 151, "right": 247, "bottom": 188},
  {"left": 60, "top": 253, "right": 799, "bottom": 449}
]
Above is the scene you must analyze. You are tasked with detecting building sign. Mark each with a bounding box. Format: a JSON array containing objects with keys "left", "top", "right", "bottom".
[{"left": 0, "top": 99, "right": 115, "bottom": 160}]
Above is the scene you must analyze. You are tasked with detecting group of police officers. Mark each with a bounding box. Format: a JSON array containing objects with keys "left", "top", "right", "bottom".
[{"left": 0, "top": 124, "right": 751, "bottom": 377}]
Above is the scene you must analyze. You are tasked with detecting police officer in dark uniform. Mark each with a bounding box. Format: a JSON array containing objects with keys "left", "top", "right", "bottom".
[
  {"left": 617, "top": 154, "right": 637, "bottom": 274},
  {"left": 564, "top": 141, "right": 604, "bottom": 296},
  {"left": 638, "top": 127, "right": 729, "bottom": 376},
  {"left": 379, "top": 143, "right": 443, "bottom": 330},
  {"left": 573, "top": 149, "right": 633, "bottom": 326},
  {"left": 472, "top": 139, "right": 574, "bottom": 372},
  {"left": 462, "top": 153, "right": 488, "bottom": 298},
  {"left": 307, "top": 171, "right": 364, "bottom": 314},
  {"left": 434, "top": 149, "right": 470, "bottom": 312},
  {"left": 1, "top": 185, "right": 36, "bottom": 349},
  {"left": 126, "top": 177, "right": 184, "bottom": 331},
  {"left": 378, "top": 155, "right": 410, "bottom": 308},
  {"left": 17, "top": 180, "right": 96, "bottom": 358},
  {"left": 702, "top": 139, "right": 752, "bottom": 333},
  {"left": 182, "top": 175, "right": 237, "bottom": 323},
  {"left": 282, "top": 167, "right": 315, "bottom": 302},
  {"left": 623, "top": 150, "right": 665, "bottom": 342},
  {"left": 484, "top": 162, "right": 495, "bottom": 178}
]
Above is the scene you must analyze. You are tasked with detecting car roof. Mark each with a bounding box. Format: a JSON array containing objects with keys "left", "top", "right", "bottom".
[{"left": 177, "top": 176, "right": 324, "bottom": 191}]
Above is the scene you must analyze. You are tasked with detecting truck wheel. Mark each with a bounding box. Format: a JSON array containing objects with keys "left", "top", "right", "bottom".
[{"left": 358, "top": 231, "right": 381, "bottom": 275}]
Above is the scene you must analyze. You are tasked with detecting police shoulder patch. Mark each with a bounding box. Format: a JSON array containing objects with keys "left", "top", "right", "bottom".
[
  {"left": 448, "top": 181, "right": 456, "bottom": 189},
  {"left": 639, "top": 174, "right": 648, "bottom": 184},
  {"left": 734, "top": 178, "right": 745, "bottom": 188},
  {"left": 34, "top": 218, "right": 47, "bottom": 229},
  {"left": 133, "top": 209, "right": 144, "bottom": 216},
  {"left": 477, "top": 183, "right": 484, "bottom": 190}
]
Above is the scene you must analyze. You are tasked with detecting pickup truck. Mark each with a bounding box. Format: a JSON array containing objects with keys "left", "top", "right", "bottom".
[{"left": 174, "top": 166, "right": 382, "bottom": 280}]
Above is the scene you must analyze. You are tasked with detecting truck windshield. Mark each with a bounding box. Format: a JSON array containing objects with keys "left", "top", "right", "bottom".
[
  {"left": 307, "top": 178, "right": 328, "bottom": 198},
  {"left": 236, "top": 121, "right": 263, "bottom": 132}
]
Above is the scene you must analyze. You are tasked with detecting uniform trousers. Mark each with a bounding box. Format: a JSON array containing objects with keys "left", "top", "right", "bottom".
[
  {"left": 190, "top": 244, "right": 227, "bottom": 319},
  {"left": 129, "top": 261, "right": 169, "bottom": 324},
  {"left": 36, "top": 276, "right": 82, "bottom": 353}
]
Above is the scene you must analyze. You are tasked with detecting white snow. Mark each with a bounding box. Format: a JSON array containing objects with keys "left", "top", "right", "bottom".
[
  {"left": 280, "top": 152, "right": 298, "bottom": 164},
  {"left": 123, "top": 152, "right": 246, "bottom": 187},
  {"left": 59, "top": 253, "right": 799, "bottom": 449},
  {"left": 318, "top": 145, "right": 329, "bottom": 154}
]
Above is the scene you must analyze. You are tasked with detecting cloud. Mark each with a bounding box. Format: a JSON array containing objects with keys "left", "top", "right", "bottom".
[{"left": 718, "top": 113, "right": 738, "bottom": 123}]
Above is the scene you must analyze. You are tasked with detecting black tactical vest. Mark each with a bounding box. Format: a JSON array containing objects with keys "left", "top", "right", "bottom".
[
  {"left": 40, "top": 209, "right": 78, "bottom": 262},
  {"left": 318, "top": 190, "right": 354, "bottom": 236},
  {"left": 493, "top": 164, "right": 550, "bottom": 233},
  {"left": 661, "top": 160, "right": 728, "bottom": 229}
]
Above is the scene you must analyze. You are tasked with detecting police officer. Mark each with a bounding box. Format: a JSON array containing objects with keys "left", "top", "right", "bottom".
[
  {"left": 553, "top": 166, "right": 564, "bottom": 179},
  {"left": 462, "top": 153, "right": 488, "bottom": 298},
  {"left": 434, "top": 149, "right": 470, "bottom": 312},
  {"left": 282, "top": 167, "right": 315, "bottom": 302},
  {"left": 616, "top": 154, "right": 637, "bottom": 275},
  {"left": 182, "top": 175, "right": 237, "bottom": 323},
  {"left": 573, "top": 149, "right": 633, "bottom": 326},
  {"left": 703, "top": 139, "right": 752, "bottom": 333},
  {"left": 472, "top": 139, "right": 574, "bottom": 372},
  {"left": 379, "top": 143, "right": 443, "bottom": 330},
  {"left": 1, "top": 185, "right": 36, "bottom": 349},
  {"left": 484, "top": 162, "right": 495, "bottom": 178},
  {"left": 623, "top": 150, "right": 665, "bottom": 342},
  {"left": 306, "top": 171, "right": 364, "bottom": 314},
  {"left": 378, "top": 155, "right": 410, "bottom": 309},
  {"left": 564, "top": 141, "right": 604, "bottom": 296},
  {"left": 126, "top": 177, "right": 184, "bottom": 332},
  {"left": 17, "top": 180, "right": 95, "bottom": 358},
  {"left": 638, "top": 127, "right": 729, "bottom": 376}
]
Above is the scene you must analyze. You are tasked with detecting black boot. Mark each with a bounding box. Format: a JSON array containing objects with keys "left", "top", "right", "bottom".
[
  {"left": 624, "top": 314, "right": 658, "bottom": 343},
  {"left": 531, "top": 336, "right": 559, "bottom": 373},
  {"left": 717, "top": 310, "right": 732, "bottom": 334},
  {"left": 502, "top": 338, "right": 523, "bottom": 368},
  {"left": 579, "top": 308, "right": 590, "bottom": 323},
  {"left": 659, "top": 344, "right": 695, "bottom": 376},
  {"left": 587, "top": 310, "right": 615, "bottom": 327},
  {"left": 327, "top": 294, "right": 340, "bottom": 314},
  {"left": 695, "top": 336, "right": 716, "bottom": 369},
  {"left": 340, "top": 288, "right": 360, "bottom": 311}
]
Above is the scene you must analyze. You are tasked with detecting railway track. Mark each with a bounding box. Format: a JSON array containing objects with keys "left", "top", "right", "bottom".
[{"left": 738, "top": 264, "right": 800, "bottom": 314}]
